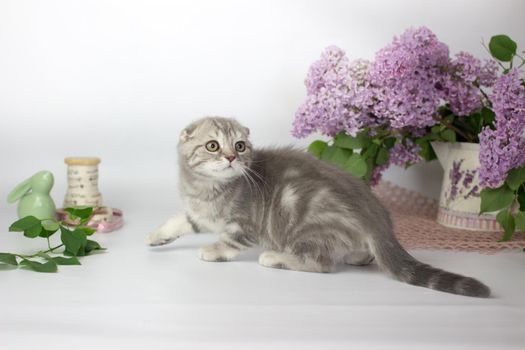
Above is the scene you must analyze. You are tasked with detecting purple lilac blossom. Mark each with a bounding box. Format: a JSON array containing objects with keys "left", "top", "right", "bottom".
[
  {"left": 293, "top": 27, "right": 500, "bottom": 140},
  {"left": 369, "top": 139, "right": 422, "bottom": 186},
  {"left": 441, "top": 52, "right": 498, "bottom": 116},
  {"left": 368, "top": 27, "right": 450, "bottom": 129},
  {"left": 292, "top": 27, "right": 514, "bottom": 188},
  {"left": 479, "top": 69, "right": 525, "bottom": 188},
  {"left": 478, "top": 59, "right": 499, "bottom": 86},
  {"left": 292, "top": 46, "right": 375, "bottom": 138},
  {"left": 389, "top": 139, "right": 422, "bottom": 167},
  {"left": 369, "top": 164, "right": 389, "bottom": 186}
]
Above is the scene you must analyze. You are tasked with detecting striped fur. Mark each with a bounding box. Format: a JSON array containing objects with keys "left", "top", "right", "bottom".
[{"left": 146, "top": 117, "right": 490, "bottom": 298}]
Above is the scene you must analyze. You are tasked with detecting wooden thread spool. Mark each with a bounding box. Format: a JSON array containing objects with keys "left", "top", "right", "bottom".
[{"left": 63, "top": 157, "right": 103, "bottom": 208}]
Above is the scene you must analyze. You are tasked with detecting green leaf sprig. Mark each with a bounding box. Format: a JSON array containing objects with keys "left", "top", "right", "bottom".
[
  {"left": 479, "top": 165, "right": 525, "bottom": 241},
  {"left": 0, "top": 207, "right": 105, "bottom": 272},
  {"left": 486, "top": 35, "right": 524, "bottom": 70},
  {"left": 307, "top": 125, "right": 450, "bottom": 184},
  {"left": 476, "top": 35, "right": 525, "bottom": 242}
]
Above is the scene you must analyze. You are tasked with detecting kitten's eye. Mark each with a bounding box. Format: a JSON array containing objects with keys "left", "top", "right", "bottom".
[
  {"left": 205, "top": 141, "right": 220, "bottom": 152},
  {"left": 235, "top": 141, "right": 246, "bottom": 152}
]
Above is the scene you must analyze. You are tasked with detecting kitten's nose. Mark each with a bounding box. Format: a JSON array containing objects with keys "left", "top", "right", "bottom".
[{"left": 225, "top": 155, "right": 236, "bottom": 163}]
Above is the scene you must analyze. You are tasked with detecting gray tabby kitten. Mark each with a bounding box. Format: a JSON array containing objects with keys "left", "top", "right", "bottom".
[{"left": 146, "top": 117, "right": 490, "bottom": 298}]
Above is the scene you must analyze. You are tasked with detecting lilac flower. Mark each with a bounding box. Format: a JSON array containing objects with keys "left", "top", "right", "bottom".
[
  {"left": 441, "top": 52, "right": 498, "bottom": 116},
  {"left": 368, "top": 27, "right": 449, "bottom": 129},
  {"left": 389, "top": 139, "right": 422, "bottom": 167},
  {"left": 479, "top": 69, "right": 525, "bottom": 188},
  {"left": 478, "top": 127, "right": 525, "bottom": 188},
  {"left": 304, "top": 45, "right": 348, "bottom": 95},
  {"left": 292, "top": 46, "right": 375, "bottom": 138},
  {"left": 292, "top": 26, "right": 522, "bottom": 189},
  {"left": 369, "top": 164, "right": 389, "bottom": 186},
  {"left": 368, "top": 139, "right": 422, "bottom": 186},
  {"left": 478, "top": 59, "right": 499, "bottom": 87},
  {"left": 293, "top": 27, "right": 501, "bottom": 140}
]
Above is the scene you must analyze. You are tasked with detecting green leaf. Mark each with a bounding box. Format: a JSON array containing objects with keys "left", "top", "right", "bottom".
[
  {"left": 518, "top": 191, "right": 525, "bottom": 211},
  {"left": 9, "top": 216, "right": 40, "bottom": 231},
  {"left": 0, "top": 252, "right": 18, "bottom": 266},
  {"left": 362, "top": 157, "right": 375, "bottom": 184},
  {"left": 36, "top": 252, "right": 81, "bottom": 265},
  {"left": 307, "top": 140, "right": 327, "bottom": 158},
  {"left": 85, "top": 239, "right": 105, "bottom": 254},
  {"left": 460, "top": 112, "right": 482, "bottom": 138},
  {"left": 481, "top": 107, "right": 495, "bottom": 126},
  {"left": 320, "top": 145, "right": 337, "bottom": 162},
  {"left": 489, "top": 35, "right": 517, "bottom": 62},
  {"left": 53, "top": 256, "right": 81, "bottom": 265},
  {"left": 343, "top": 153, "right": 368, "bottom": 178},
  {"left": 383, "top": 137, "right": 396, "bottom": 148},
  {"left": 24, "top": 224, "right": 42, "bottom": 238},
  {"left": 41, "top": 219, "right": 60, "bottom": 232},
  {"left": 479, "top": 184, "right": 515, "bottom": 214},
  {"left": 431, "top": 125, "right": 443, "bottom": 134},
  {"left": 64, "top": 207, "right": 94, "bottom": 221},
  {"left": 38, "top": 229, "right": 56, "bottom": 238},
  {"left": 440, "top": 129, "right": 456, "bottom": 142},
  {"left": 375, "top": 147, "right": 389, "bottom": 166},
  {"left": 321, "top": 145, "right": 352, "bottom": 168},
  {"left": 362, "top": 143, "right": 379, "bottom": 159},
  {"left": 9, "top": 216, "right": 42, "bottom": 238},
  {"left": 60, "top": 227, "right": 87, "bottom": 256},
  {"left": 36, "top": 252, "right": 53, "bottom": 259},
  {"left": 39, "top": 219, "right": 60, "bottom": 238},
  {"left": 515, "top": 211, "right": 525, "bottom": 231},
  {"left": 497, "top": 210, "right": 515, "bottom": 241},
  {"left": 506, "top": 166, "right": 525, "bottom": 191},
  {"left": 20, "top": 259, "right": 57, "bottom": 273},
  {"left": 419, "top": 140, "right": 437, "bottom": 161},
  {"left": 334, "top": 131, "right": 370, "bottom": 150},
  {"left": 76, "top": 226, "right": 97, "bottom": 236}
]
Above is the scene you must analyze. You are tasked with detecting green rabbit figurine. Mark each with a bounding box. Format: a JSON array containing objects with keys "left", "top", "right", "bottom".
[{"left": 7, "top": 171, "right": 57, "bottom": 219}]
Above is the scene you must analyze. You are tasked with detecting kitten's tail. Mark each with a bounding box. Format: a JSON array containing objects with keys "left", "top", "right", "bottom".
[{"left": 370, "top": 236, "right": 491, "bottom": 298}]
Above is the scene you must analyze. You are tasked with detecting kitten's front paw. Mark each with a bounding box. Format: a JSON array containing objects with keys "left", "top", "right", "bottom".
[
  {"left": 145, "top": 230, "right": 177, "bottom": 246},
  {"left": 198, "top": 244, "right": 237, "bottom": 262},
  {"left": 258, "top": 251, "right": 290, "bottom": 270}
]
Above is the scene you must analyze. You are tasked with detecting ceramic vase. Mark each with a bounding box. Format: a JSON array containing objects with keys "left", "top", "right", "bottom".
[{"left": 431, "top": 142, "right": 499, "bottom": 231}]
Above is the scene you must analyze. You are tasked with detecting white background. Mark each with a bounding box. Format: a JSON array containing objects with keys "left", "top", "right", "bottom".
[{"left": 1, "top": 1, "right": 525, "bottom": 349}]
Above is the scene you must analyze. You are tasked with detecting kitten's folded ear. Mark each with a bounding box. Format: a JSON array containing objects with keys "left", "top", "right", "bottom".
[
  {"left": 244, "top": 127, "right": 250, "bottom": 136},
  {"left": 180, "top": 129, "right": 191, "bottom": 142}
]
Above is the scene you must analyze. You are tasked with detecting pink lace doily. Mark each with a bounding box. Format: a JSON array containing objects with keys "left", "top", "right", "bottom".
[{"left": 373, "top": 181, "right": 525, "bottom": 254}]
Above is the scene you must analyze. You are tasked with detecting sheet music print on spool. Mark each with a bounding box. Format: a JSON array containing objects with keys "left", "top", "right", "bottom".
[
  {"left": 64, "top": 157, "right": 103, "bottom": 208},
  {"left": 58, "top": 157, "right": 123, "bottom": 233}
]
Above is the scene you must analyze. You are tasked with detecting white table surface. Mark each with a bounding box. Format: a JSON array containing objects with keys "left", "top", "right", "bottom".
[{"left": 1, "top": 194, "right": 525, "bottom": 350}]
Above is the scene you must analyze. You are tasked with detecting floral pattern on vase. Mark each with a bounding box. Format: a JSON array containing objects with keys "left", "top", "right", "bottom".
[
  {"left": 431, "top": 142, "right": 499, "bottom": 231},
  {"left": 444, "top": 159, "right": 480, "bottom": 206}
]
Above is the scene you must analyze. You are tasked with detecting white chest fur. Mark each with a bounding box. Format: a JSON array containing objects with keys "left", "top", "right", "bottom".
[{"left": 184, "top": 196, "right": 228, "bottom": 233}]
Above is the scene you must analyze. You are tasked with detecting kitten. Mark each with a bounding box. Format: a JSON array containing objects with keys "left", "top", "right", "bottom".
[{"left": 146, "top": 117, "right": 490, "bottom": 298}]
